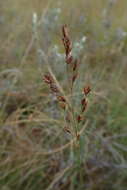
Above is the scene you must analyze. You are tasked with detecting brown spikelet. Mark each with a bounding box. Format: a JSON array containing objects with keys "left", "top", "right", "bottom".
[
  {"left": 43, "top": 73, "right": 53, "bottom": 84},
  {"left": 77, "top": 115, "right": 83, "bottom": 123},
  {"left": 66, "top": 55, "right": 73, "bottom": 65},
  {"left": 57, "top": 96, "right": 66, "bottom": 102},
  {"left": 84, "top": 86, "right": 91, "bottom": 95},
  {"left": 81, "top": 98, "right": 87, "bottom": 106},
  {"left": 62, "top": 25, "right": 80, "bottom": 90},
  {"left": 62, "top": 25, "right": 73, "bottom": 65},
  {"left": 81, "top": 98, "right": 87, "bottom": 113},
  {"left": 50, "top": 84, "right": 59, "bottom": 93}
]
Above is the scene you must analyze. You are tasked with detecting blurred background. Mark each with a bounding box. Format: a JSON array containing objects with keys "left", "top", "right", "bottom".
[{"left": 0, "top": 0, "right": 127, "bottom": 189}]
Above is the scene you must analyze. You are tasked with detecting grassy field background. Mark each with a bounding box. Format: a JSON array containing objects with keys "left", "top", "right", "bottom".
[{"left": 0, "top": 0, "right": 127, "bottom": 189}]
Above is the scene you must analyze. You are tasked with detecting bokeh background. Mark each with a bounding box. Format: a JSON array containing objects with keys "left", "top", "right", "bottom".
[{"left": 0, "top": 0, "right": 127, "bottom": 189}]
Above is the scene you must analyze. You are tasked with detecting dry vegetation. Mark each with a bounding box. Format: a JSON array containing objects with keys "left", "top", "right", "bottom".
[{"left": 0, "top": 0, "right": 127, "bottom": 189}]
